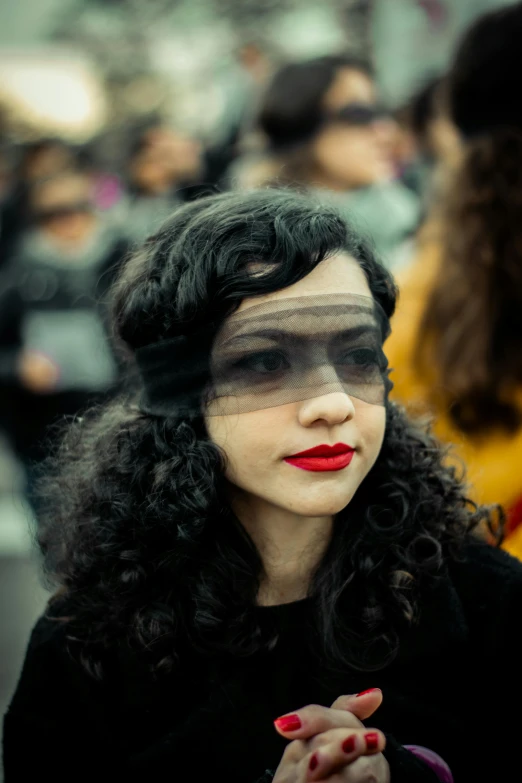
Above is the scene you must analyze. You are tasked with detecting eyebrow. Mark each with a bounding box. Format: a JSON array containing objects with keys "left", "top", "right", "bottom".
[{"left": 222, "top": 323, "right": 380, "bottom": 348}]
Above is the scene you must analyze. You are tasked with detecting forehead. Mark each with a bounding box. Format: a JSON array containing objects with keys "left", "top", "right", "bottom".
[
  {"left": 216, "top": 298, "right": 379, "bottom": 352},
  {"left": 323, "top": 68, "right": 375, "bottom": 111},
  {"left": 237, "top": 253, "right": 372, "bottom": 314}
]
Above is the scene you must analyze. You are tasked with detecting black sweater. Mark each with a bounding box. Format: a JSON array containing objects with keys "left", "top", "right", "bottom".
[{"left": 3, "top": 542, "right": 522, "bottom": 782}]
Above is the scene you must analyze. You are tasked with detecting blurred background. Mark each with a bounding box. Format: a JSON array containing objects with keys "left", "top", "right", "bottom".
[{"left": 0, "top": 0, "right": 520, "bottom": 771}]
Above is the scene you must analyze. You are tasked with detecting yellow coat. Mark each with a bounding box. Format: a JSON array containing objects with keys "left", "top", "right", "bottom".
[{"left": 386, "top": 234, "right": 522, "bottom": 560}]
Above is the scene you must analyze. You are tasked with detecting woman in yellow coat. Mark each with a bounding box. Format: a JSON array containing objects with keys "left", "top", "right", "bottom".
[
  {"left": 387, "top": 227, "right": 522, "bottom": 559},
  {"left": 386, "top": 6, "right": 522, "bottom": 560}
]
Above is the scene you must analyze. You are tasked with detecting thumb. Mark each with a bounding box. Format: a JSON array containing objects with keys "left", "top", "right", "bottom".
[{"left": 330, "top": 688, "right": 383, "bottom": 721}]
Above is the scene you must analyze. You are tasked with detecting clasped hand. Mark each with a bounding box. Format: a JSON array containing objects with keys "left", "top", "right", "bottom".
[{"left": 272, "top": 689, "right": 390, "bottom": 783}]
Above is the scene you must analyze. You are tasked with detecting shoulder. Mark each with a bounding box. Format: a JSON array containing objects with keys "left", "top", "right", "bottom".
[
  {"left": 399, "top": 540, "right": 522, "bottom": 665},
  {"left": 382, "top": 180, "right": 420, "bottom": 210},
  {"left": 359, "top": 181, "right": 419, "bottom": 226},
  {"left": 7, "top": 600, "right": 104, "bottom": 714},
  {"left": 3, "top": 604, "right": 127, "bottom": 779},
  {"left": 447, "top": 540, "right": 522, "bottom": 645},
  {"left": 449, "top": 539, "right": 522, "bottom": 592},
  {"left": 21, "top": 604, "right": 72, "bottom": 662}
]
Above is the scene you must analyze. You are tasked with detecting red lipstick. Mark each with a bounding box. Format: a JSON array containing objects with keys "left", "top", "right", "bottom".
[{"left": 284, "top": 442, "right": 355, "bottom": 472}]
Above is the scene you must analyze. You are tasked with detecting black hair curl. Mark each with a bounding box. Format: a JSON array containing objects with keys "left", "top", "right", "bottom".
[{"left": 36, "top": 189, "right": 497, "bottom": 678}]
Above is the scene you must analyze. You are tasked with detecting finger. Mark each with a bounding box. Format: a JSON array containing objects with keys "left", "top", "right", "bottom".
[
  {"left": 304, "top": 728, "right": 386, "bottom": 782},
  {"left": 273, "top": 704, "right": 362, "bottom": 739},
  {"left": 314, "top": 753, "right": 390, "bottom": 783},
  {"left": 330, "top": 688, "right": 383, "bottom": 721}
]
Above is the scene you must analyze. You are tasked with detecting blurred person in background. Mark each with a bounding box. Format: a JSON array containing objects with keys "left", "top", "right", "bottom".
[
  {"left": 205, "top": 40, "right": 275, "bottom": 191},
  {"left": 0, "top": 138, "right": 77, "bottom": 254},
  {"left": 386, "top": 2, "right": 522, "bottom": 560},
  {"left": 14, "top": 138, "right": 75, "bottom": 185},
  {"left": 240, "top": 55, "right": 419, "bottom": 268},
  {"left": 118, "top": 123, "right": 204, "bottom": 245},
  {"left": 0, "top": 169, "right": 128, "bottom": 510},
  {"left": 393, "top": 75, "right": 460, "bottom": 211}
]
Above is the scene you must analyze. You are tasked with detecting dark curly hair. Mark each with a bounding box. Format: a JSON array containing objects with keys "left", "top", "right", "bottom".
[{"left": 36, "top": 189, "right": 494, "bottom": 679}]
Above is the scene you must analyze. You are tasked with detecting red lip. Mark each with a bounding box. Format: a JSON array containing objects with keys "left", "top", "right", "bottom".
[
  {"left": 288, "top": 442, "right": 354, "bottom": 458},
  {"left": 284, "top": 443, "right": 355, "bottom": 473}
]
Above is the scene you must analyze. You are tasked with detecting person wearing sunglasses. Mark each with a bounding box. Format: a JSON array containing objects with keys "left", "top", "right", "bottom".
[{"left": 251, "top": 55, "right": 419, "bottom": 268}]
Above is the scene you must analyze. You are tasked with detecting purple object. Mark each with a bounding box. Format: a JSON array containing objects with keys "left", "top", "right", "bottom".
[
  {"left": 404, "top": 745, "right": 453, "bottom": 783},
  {"left": 92, "top": 174, "right": 123, "bottom": 210}
]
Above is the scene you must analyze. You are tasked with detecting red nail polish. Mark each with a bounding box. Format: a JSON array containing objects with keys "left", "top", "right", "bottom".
[
  {"left": 365, "top": 732, "right": 380, "bottom": 751},
  {"left": 309, "top": 753, "right": 319, "bottom": 772},
  {"left": 356, "top": 688, "right": 381, "bottom": 697},
  {"left": 274, "top": 714, "right": 302, "bottom": 732},
  {"left": 342, "top": 735, "right": 356, "bottom": 754}
]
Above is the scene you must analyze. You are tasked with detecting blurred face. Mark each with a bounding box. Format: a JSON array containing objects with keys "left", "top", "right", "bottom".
[
  {"left": 310, "top": 68, "right": 396, "bottom": 189},
  {"left": 131, "top": 149, "right": 173, "bottom": 194},
  {"left": 24, "top": 144, "right": 75, "bottom": 182},
  {"left": 132, "top": 127, "right": 203, "bottom": 193},
  {"left": 205, "top": 254, "right": 387, "bottom": 521},
  {"left": 163, "top": 134, "right": 203, "bottom": 181},
  {"left": 31, "top": 173, "right": 96, "bottom": 245},
  {"left": 238, "top": 43, "right": 271, "bottom": 84}
]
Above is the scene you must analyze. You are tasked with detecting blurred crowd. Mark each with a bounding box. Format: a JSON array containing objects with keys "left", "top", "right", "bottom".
[{"left": 1, "top": 2, "right": 522, "bottom": 568}]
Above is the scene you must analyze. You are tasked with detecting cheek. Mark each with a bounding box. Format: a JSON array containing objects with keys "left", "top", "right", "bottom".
[
  {"left": 354, "top": 402, "right": 386, "bottom": 466},
  {"left": 313, "top": 129, "right": 357, "bottom": 171},
  {"left": 205, "top": 411, "right": 280, "bottom": 485}
]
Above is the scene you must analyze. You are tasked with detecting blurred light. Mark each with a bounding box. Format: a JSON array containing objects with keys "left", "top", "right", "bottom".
[
  {"left": 271, "top": 5, "right": 347, "bottom": 58},
  {"left": 0, "top": 47, "right": 107, "bottom": 141}
]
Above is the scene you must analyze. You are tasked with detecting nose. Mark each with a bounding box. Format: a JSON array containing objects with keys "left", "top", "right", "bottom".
[{"left": 297, "top": 391, "right": 356, "bottom": 428}]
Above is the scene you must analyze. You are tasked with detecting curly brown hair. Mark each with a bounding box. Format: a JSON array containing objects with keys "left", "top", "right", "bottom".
[
  {"left": 416, "top": 129, "right": 522, "bottom": 434},
  {"left": 415, "top": 4, "right": 522, "bottom": 435}
]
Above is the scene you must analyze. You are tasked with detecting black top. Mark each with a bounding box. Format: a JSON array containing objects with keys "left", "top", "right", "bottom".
[{"left": 3, "top": 542, "right": 522, "bottom": 782}]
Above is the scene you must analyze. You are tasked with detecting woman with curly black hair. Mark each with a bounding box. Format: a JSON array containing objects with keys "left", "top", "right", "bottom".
[{"left": 3, "top": 189, "right": 521, "bottom": 783}]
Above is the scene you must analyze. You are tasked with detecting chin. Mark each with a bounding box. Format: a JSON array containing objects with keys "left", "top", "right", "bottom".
[
  {"left": 374, "top": 161, "right": 395, "bottom": 182},
  {"left": 287, "top": 495, "right": 354, "bottom": 518}
]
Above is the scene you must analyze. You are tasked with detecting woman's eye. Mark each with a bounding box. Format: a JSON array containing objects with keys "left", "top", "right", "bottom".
[
  {"left": 338, "top": 347, "right": 378, "bottom": 366},
  {"left": 237, "top": 350, "right": 290, "bottom": 374}
]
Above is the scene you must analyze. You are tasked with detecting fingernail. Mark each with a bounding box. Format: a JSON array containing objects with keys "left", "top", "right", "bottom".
[
  {"left": 309, "top": 753, "right": 319, "bottom": 771},
  {"left": 365, "top": 731, "right": 380, "bottom": 751},
  {"left": 274, "top": 714, "right": 302, "bottom": 732},
  {"left": 342, "top": 735, "right": 356, "bottom": 754},
  {"left": 356, "top": 688, "right": 381, "bottom": 697}
]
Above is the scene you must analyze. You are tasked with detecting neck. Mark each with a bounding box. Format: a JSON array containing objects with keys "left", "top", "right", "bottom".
[
  {"left": 136, "top": 181, "right": 173, "bottom": 196},
  {"left": 282, "top": 154, "right": 353, "bottom": 193},
  {"left": 309, "top": 171, "right": 353, "bottom": 192},
  {"left": 302, "top": 160, "right": 356, "bottom": 193},
  {"left": 230, "top": 490, "right": 333, "bottom": 606}
]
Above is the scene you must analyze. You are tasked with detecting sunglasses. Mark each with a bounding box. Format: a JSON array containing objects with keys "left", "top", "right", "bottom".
[
  {"left": 33, "top": 202, "right": 94, "bottom": 223},
  {"left": 323, "top": 103, "right": 388, "bottom": 127}
]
